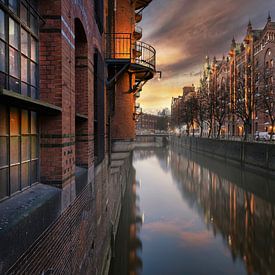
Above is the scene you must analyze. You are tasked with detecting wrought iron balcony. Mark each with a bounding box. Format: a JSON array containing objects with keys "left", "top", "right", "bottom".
[
  {"left": 134, "top": 25, "right": 142, "bottom": 40},
  {"left": 105, "top": 33, "right": 156, "bottom": 76},
  {"left": 135, "top": 0, "right": 152, "bottom": 10},
  {"left": 135, "top": 12, "right": 143, "bottom": 23}
]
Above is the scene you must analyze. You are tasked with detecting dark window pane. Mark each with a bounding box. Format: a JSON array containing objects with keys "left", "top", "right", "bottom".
[
  {"left": 20, "top": 3, "right": 28, "bottom": 26},
  {"left": 31, "top": 135, "right": 37, "bottom": 159},
  {"left": 9, "top": 76, "right": 20, "bottom": 93},
  {"left": 30, "top": 13, "right": 38, "bottom": 35},
  {"left": 0, "top": 137, "right": 8, "bottom": 167},
  {"left": 31, "top": 160, "right": 38, "bottom": 184},
  {"left": 0, "top": 72, "right": 5, "bottom": 88},
  {"left": 9, "top": 17, "right": 19, "bottom": 49},
  {"left": 30, "top": 61, "right": 37, "bottom": 86},
  {"left": 10, "top": 136, "right": 19, "bottom": 164},
  {"left": 10, "top": 107, "right": 19, "bottom": 135},
  {"left": 31, "top": 36, "right": 37, "bottom": 62},
  {"left": 21, "top": 82, "right": 28, "bottom": 96},
  {"left": 31, "top": 87, "right": 37, "bottom": 99},
  {"left": 0, "top": 105, "right": 8, "bottom": 135},
  {"left": 9, "top": 0, "right": 19, "bottom": 14},
  {"left": 31, "top": 111, "right": 37, "bottom": 134},
  {"left": 21, "top": 55, "right": 28, "bottom": 82},
  {"left": 0, "top": 41, "right": 5, "bottom": 72},
  {"left": 22, "top": 136, "right": 30, "bottom": 161},
  {"left": 10, "top": 165, "right": 19, "bottom": 194},
  {"left": 9, "top": 47, "right": 19, "bottom": 78},
  {"left": 0, "top": 168, "right": 8, "bottom": 199},
  {"left": 21, "top": 162, "right": 30, "bottom": 188},
  {"left": 21, "top": 110, "right": 29, "bottom": 134},
  {"left": 0, "top": 9, "right": 5, "bottom": 41},
  {"left": 21, "top": 28, "right": 29, "bottom": 56}
]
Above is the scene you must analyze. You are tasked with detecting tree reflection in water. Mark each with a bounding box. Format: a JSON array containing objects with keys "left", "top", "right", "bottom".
[{"left": 169, "top": 147, "right": 275, "bottom": 275}]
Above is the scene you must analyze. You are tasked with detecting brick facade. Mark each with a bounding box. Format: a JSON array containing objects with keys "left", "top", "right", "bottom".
[{"left": 0, "top": 0, "right": 155, "bottom": 273}]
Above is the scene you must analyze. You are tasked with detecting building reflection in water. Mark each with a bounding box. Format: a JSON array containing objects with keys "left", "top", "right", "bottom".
[
  {"left": 109, "top": 162, "right": 143, "bottom": 275},
  {"left": 110, "top": 147, "right": 275, "bottom": 275},
  {"left": 170, "top": 148, "right": 275, "bottom": 275}
]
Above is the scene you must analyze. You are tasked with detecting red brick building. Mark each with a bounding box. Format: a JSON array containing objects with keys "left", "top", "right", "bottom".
[
  {"left": 0, "top": 0, "right": 156, "bottom": 273},
  {"left": 136, "top": 113, "right": 159, "bottom": 131},
  {"left": 171, "top": 86, "right": 195, "bottom": 129},
  {"left": 197, "top": 15, "right": 275, "bottom": 138},
  {"left": 227, "top": 16, "right": 275, "bottom": 137}
]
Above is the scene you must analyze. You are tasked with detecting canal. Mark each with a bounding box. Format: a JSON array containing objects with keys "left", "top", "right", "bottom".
[{"left": 109, "top": 146, "right": 275, "bottom": 275}]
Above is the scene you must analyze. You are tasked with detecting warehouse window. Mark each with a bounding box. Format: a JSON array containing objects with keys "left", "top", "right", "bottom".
[
  {"left": 94, "top": 0, "right": 104, "bottom": 34},
  {"left": 0, "top": 0, "right": 39, "bottom": 98},
  {"left": 0, "top": 105, "right": 39, "bottom": 201}
]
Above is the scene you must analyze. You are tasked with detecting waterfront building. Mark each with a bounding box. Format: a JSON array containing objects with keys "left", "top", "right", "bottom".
[
  {"left": 136, "top": 113, "right": 159, "bottom": 132},
  {"left": 0, "top": 0, "right": 156, "bottom": 273},
  {"left": 171, "top": 86, "right": 197, "bottom": 133},
  {"left": 227, "top": 15, "right": 275, "bottom": 137},
  {"left": 193, "top": 15, "right": 275, "bottom": 139}
]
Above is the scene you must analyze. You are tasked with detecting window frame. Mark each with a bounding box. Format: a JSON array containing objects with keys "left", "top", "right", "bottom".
[
  {"left": 0, "top": 105, "right": 39, "bottom": 202},
  {"left": 0, "top": 0, "right": 39, "bottom": 99}
]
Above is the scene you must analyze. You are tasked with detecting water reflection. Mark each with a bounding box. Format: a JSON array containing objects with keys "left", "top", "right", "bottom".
[
  {"left": 110, "top": 147, "right": 275, "bottom": 275},
  {"left": 109, "top": 165, "right": 143, "bottom": 275}
]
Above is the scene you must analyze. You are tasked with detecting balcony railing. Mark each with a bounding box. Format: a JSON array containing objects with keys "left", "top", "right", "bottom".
[
  {"left": 134, "top": 25, "right": 143, "bottom": 40},
  {"left": 135, "top": 0, "right": 152, "bottom": 10},
  {"left": 135, "top": 12, "right": 143, "bottom": 23},
  {"left": 105, "top": 33, "right": 156, "bottom": 71}
]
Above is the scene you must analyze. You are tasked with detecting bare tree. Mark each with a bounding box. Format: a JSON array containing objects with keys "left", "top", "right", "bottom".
[
  {"left": 181, "top": 95, "right": 198, "bottom": 136},
  {"left": 213, "top": 78, "right": 230, "bottom": 138},
  {"left": 196, "top": 78, "right": 211, "bottom": 137},
  {"left": 256, "top": 63, "right": 275, "bottom": 140},
  {"left": 234, "top": 65, "right": 255, "bottom": 140}
]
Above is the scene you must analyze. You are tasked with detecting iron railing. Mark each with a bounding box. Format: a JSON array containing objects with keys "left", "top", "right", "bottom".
[
  {"left": 105, "top": 33, "right": 156, "bottom": 71},
  {"left": 134, "top": 25, "right": 142, "bottom": 35}
]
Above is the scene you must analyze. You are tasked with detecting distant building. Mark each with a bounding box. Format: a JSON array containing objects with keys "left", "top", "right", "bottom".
[
  {"left": 171, "top": 86, "right": 195, "bottom": 129},
  {"left": 136, "top": 113, "right": 159, "bottom": 131}
]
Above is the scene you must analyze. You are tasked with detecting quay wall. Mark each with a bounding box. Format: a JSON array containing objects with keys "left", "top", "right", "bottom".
[
  {"left": 3, "top": 154, "right": 133, "bottom": 275},
  {"left": 171, "top": 136, "right": 275, "bottom": 175}
]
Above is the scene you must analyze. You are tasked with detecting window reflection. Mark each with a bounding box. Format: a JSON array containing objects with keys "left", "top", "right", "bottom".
[
  {"left": 21, "top": 28, "right": 29, "bottom": 56},
  {"left": 10, "top": 165, "right": 19, "bottom": 193},
  {"left": 31, "top": 36, "right": 37, "bottom": 61},
  {"left": 0, "top": 41, "right": 5, "bottom": 75},
  {"left": 9, "top": 0, "right": 19, "bottom": 14},
  {"left": 9, "top": 47, "right": 19, "bottom": 78},
  {"left": 9, "top": 17, "right": 19, "bottom": 49},
  {"left": 0, "top": 137, "right": 8, "bottom": 167},
  {"left": 1, "top": 2, "right": 39, "bottom": 97},
  {"left": 0, "top": 105, "right": 39, "bottom": 200},
  {"left": 30, "top": 61, "right": 36, "bottom": 86},
  {"left": 21, "top": 55, "right": 28, "bottom": 83},
  {"left": 0, "top": 9, "right": 5, "bottom": 40},
  {"left": 10, "top": 107, "right": 19, "bottom": 135},
  {"left": 20, "top": 2, "right": 27, "bottom": 25},
  {"left": 0, "top": 169, "right": 8, "bottom": 199}
]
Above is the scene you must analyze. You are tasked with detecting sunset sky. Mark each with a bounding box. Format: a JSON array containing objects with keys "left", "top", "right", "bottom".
[{"left": 139, "top": 0, "right": 275, "bottom": 113}]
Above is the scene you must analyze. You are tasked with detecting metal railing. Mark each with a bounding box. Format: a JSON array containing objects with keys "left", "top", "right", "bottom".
[
  {"left": 105, "top": 33, "right": 156, "bottom": 71},
  {"left": 134, "top": 25, "right": 142, "bottom": 35}
]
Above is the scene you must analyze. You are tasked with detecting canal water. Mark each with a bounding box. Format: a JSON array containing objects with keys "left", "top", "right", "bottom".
[{"left": 109, "top": 146, "right": 275, "bottom": 275}]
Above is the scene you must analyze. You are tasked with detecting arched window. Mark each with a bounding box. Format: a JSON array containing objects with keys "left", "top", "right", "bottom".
[
  {"left": 75, "top": 18, "right": 89, "bottom": 168},
  {"left": 94, "top": 49, "right": 105, "bottom": 165}
]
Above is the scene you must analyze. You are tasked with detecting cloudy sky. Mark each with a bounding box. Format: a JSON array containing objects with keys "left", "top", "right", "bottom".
[{"left": 138, "top": 0, "right": 275, "bottom": 113}]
